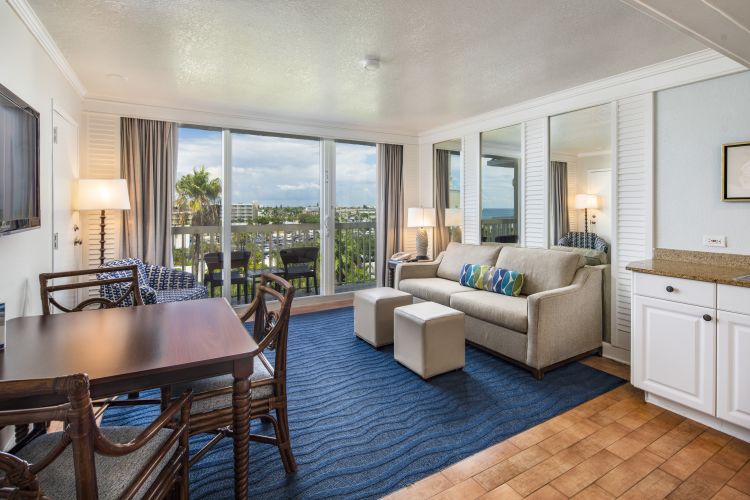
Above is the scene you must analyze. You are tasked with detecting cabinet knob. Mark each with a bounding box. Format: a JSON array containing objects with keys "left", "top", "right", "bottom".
[
  {"left": 666, "top": 286, "right": 675, "bottom": 292},
  {"left": 703, "top": 314, "right": 712, "bottom": 322}
]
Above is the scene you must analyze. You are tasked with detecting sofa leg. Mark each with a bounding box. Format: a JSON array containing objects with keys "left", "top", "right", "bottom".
[{"left": 532, "top": 369, "right": 544, "bottom": 381}]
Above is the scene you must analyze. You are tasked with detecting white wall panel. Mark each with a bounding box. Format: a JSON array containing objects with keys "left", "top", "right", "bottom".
[
  {"left": 462, "top": 133, "right": 481, "bottom": 245},
  {"left": 612, "top": 93, "right": 654, "bottom": 350},
  {"left": 522, "top": 118, "right": 549, "bottom": 248}
]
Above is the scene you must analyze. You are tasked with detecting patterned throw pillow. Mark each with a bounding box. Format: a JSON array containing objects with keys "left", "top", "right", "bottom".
[
  {"left": 458, "top": 263, "right": 491, "bottom": 289},
  {"left": 484, "top": 267, "right": 524, "bottom": 297}
]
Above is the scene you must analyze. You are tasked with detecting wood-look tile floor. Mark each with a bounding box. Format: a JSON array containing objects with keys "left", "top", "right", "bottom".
[{"left": 384, "top": 357, "right": 750, "bottom": 500}]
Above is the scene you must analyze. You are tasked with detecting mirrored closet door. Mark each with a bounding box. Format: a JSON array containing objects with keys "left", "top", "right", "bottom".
[
  {"left": 480, "top": 124, "right": 521, "bottom": 245},
  {"left": 433, "top": 139, "right": 462, "bottom": 254},
  {"left": 549, "top": 104, "right": 613, "bottom": 340}
]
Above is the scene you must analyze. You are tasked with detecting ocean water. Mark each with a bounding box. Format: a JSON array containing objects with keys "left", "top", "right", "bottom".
[{"left": 481, "top": 208, "right": 515, "bottom": 219}]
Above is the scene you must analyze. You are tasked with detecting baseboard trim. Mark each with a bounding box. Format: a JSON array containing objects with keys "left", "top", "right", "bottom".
[
  {"left": 602, "top": 342, "right": 631, "bottom": 365},
  {"left": 645, "top": 393, "right": 750, "bottom": 442}
]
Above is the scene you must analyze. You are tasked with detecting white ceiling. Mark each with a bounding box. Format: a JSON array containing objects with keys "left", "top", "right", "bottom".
[{"left": 29, "top": 0, "right": 704, "bottom": 134}]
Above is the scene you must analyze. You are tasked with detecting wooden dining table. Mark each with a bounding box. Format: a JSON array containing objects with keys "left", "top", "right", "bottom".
[{"left": 0, "top": 297, "right": 257, "bottom": 499}]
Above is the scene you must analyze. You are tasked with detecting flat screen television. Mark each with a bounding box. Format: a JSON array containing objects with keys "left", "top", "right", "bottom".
[{"left": 0, "top": 83, "right": 40, "bottom": 236}]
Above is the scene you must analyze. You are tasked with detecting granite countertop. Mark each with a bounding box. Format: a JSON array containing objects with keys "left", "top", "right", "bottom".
[{"left": 627, "top": 249, "right": 750, "bottom": 288}]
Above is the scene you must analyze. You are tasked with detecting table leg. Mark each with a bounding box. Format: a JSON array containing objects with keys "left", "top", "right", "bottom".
[{"left": 232, "top": 358, "right": 252, "bottom": 499}]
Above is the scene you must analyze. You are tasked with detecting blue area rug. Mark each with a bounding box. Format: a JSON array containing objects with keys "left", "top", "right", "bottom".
[{"left": 103, "top": 307, "right": 624, "bottom": 499}]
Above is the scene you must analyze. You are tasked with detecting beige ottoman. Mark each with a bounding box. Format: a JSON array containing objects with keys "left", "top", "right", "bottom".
[
  {"left": 393, "top": 301, "right": 465, "bottom": 379},
  {"left": 354, "top": 287, "right": 413, "bottom": 347}
]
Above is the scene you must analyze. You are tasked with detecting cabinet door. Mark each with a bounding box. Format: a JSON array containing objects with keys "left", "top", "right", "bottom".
[
  {"left": 718, "top": 311, "right": 750, "bottom": 429},
  {"left": 632, "top": 295, "right": 715, "bottom": 414}
]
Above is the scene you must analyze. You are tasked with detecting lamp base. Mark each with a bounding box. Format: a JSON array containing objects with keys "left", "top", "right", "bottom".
[{"left": 415, "top": 227, "right": 428, "bottom": 258}]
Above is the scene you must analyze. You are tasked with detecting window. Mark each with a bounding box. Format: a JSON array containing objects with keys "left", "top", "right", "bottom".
[
  {"left": 334, "top": 141, "right": 376, "bottom": 292},
  {"left": 480, "top": 124, "right": 521, "bottom": 244},
  {"left": 173, "top": 126, "right": 223, "bottom": 283},
  {"left": 231, "top": 131, "right": 321, "bottom": 302}
]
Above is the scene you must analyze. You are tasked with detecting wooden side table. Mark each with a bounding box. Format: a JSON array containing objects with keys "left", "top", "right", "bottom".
[{"left": 387, "top": 258, "right": 420, "bottom": 287}]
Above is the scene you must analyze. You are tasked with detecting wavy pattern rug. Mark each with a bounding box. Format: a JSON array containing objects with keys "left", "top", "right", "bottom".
[{"left": 103, "top": 307, "right": 624, "bottom": 499}]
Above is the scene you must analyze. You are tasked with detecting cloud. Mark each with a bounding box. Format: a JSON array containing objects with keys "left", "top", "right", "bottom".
[{"left": 278, "top": 182, "right": 320, "bottom": 191}]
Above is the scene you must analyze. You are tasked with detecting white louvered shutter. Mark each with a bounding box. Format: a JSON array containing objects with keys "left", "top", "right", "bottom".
[
  {"left": 522, "top": 118, "right": 549, "bottom": 248},
  {"left": 81, "top": 113, "right": 122, "bottom": 288},
  {"left": 612, "top": 94, "right": 654, "bottom": 349},
  {"left": 462, "top": 133, "right": 481, "bottom": 244}
]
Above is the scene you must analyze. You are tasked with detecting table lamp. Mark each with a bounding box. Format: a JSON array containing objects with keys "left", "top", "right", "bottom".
[
  {"left": 407, "top": 207, "right": 436, "bottom": 260},
  {"left": 575, "top": 194, "right": 598, "bottom": 234},
  {"left": 77, "top": 179, "right": 131, "bottom": 265},
  {"left": 445, "top": 208, "right": 463, "bottom": 243}
]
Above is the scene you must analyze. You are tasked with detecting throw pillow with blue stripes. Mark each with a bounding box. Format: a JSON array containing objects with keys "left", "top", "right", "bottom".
[{"left": 484, "top": 267, "right": 524, "bottom": 297}]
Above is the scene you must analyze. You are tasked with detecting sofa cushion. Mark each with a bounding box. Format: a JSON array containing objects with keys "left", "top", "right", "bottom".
[
  {"left": 495, "top": 246, "right": 584, "bottom": 295},
  {"left": 450, "top": 291, "right": 528, "bottom": 333},
  {"left": 398, "top": 278, "right": 475, "bottom": 306},
  {"left": 437, "top": 243, "right": 502, "bottom": 282}
]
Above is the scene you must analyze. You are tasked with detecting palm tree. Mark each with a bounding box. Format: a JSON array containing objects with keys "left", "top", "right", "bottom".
[{"left": 175, "top": 166, "right": 221, "bottom": 277}]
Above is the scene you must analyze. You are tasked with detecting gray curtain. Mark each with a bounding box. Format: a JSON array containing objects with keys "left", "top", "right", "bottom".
[
  {"left": 433, "top": 149, "right": 451, "bottom": 255},
  {"left": 120, "top": 117, "right": 176, "bottom": 266},
  {"left": 551, "top": 161, "right": 569, "bottom": 244},
  {"left": 377, "top": 143, "right": 404, "bottom": 286}
]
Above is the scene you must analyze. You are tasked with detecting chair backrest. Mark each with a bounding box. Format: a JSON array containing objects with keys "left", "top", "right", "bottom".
[
  {"left": 40, "top": 266, "right": 144, "bottom": 315},
  {"left": 557, "top": 232, "right": 609, "bottom": 254},
  {"left": 239, "top": 273, "right": 295, "bottom": 383},
  {"left": 279, "top": 247, "right": 319, "bottom": 268},
  {"left": 205, "top": 251, "right": 251, "bottom": 275},
  {"left": 0, "top": 373, "right": 190, "bottom": 499}
]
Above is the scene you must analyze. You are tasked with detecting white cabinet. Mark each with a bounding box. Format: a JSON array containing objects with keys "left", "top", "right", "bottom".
[
  {"left": 632, "top": 273, "right": 750, "bottom": 439},
  {"left": 632, "top": 295, "right": 715, "bottom": 414},
  {"left": 717, "top": 310, "right": 750, "bottom": 428}
]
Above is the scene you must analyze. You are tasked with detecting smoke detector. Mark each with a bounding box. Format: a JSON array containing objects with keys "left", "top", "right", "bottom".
[{"left": 360, "top": 57, "right": 380, "bottom": 72}]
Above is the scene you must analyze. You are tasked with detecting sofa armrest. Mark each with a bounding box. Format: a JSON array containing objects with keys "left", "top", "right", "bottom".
[
  {"left": 526, "top": 266, "right": 603, "bottom": 370},
  {"left": 394, "top": 252, "right": 444, "bottom": 289}
]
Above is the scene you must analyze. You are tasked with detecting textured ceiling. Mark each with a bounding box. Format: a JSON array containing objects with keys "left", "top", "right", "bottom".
[{"left": 29, "top": 0, "right": 704, "bottom": 134}]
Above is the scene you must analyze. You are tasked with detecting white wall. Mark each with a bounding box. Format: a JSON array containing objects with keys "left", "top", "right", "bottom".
[
  {"left": 656, "top": 71, "right": 750, "bottom": 255},
  {"left": 0, "top": 2, "right": 82, "bottom": 318},
  {"left": 576, "top": 153, "right": 611, "bottom": 242}
]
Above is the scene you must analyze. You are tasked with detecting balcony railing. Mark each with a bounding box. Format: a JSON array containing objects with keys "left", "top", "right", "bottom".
[
  {"left": 481, "top": 218, "right": 518, "bottom": 243},
  {"left": 171, "top": 221, "right": 376, "bottom": 294}
]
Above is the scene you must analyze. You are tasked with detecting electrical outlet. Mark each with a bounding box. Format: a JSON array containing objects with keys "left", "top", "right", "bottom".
[{"left": 703, "top": 235, "right": 726, "bottom": 248}]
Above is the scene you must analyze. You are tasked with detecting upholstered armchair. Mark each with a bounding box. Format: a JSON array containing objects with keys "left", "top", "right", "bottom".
[
  {"left": 557, "top": 232, "right": 609, "bottom": 254},
  {"left": 99, "top": 258, "right": 209, "bottom": 306}
]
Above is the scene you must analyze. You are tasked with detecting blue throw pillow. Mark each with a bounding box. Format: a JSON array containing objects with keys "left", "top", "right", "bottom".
[
  {"left": 459, "top": 263, "right": 491, "bottom": 289},
  {"left": 484, "top": 267, "right": 524, "bottom": 297}
]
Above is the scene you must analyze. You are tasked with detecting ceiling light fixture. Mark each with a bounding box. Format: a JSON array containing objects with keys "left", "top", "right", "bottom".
[{"left": 360, "top": 57, "right": 380, "bottom": 72}]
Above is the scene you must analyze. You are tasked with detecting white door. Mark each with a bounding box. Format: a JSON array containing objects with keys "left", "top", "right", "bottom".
[
  {"left": 587, "top": 169, "right": 611, "bottom": 242},
  {"left": 632, "top": 295, "right": 715, "bottom": 414},
  {"left": 717, "top": 310, "right": 750, "bottom": 428},
  {"left": 52, "top": 109, "right": 81, "bottom": 308}
]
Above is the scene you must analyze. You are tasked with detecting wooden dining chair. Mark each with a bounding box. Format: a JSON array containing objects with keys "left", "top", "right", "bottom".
[
  {"left": 39, "top": 265, "right": 144, "bottom": 315},
  {"left": 165, "top": 272, "right": 297, "bottom": 473},
  {"left": 0, "top": 373, "right": 191, "bottom": 499}
]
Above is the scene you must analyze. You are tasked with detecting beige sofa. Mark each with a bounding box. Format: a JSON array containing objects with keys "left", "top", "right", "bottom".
[{"left": 394, "top": 242, "right": 603, "bottom": 379}]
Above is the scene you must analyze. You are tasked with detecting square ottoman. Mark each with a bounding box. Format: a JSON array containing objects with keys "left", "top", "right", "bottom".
[
  {"left": 354, "top": 287, "right": 413, "bottom": 348},
  {"left": 394, "top": 301, "right": 465, "bottom": 379}
]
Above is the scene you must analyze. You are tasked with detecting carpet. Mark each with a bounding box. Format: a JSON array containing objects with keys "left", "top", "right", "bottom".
[{"left": 102, "top": 307, "right": 624, "bottom": 499}]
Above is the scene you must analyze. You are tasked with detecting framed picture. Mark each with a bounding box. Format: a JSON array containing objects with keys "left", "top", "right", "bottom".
[{"left": 722, "top": 141, "right": 750, "bottom": 201}]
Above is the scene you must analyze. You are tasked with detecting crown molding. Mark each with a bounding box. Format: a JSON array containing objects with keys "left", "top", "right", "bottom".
[
  {"left": 82, "top": 96, "right": 420, "bottom": 145},
  {"left": 7, "top": 0, "right": 87, "bottom": 97},
  {"left": 419, "top": 49, "right": 746, "bottom": 143}
]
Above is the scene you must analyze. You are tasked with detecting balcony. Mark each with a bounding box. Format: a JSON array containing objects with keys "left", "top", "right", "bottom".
[
  {"left": 172, "top": 221, "right": 376, "bottom": 303},
  {"left": 481, "top": 217, "right": 519, "bottom": 244}
]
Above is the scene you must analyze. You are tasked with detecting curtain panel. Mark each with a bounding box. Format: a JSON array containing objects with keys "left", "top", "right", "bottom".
[
  {"left": 376, "top": 143, "right": 404, "bottom": 286},
  {"left": 433, "top": 149, "right": 451, "bottom": 256},
  {"left": 120, "top": 117, "right": 177, "bottom": 267},
  {"left": 550, "top": 161, "right": 569, "bottom": 244}
]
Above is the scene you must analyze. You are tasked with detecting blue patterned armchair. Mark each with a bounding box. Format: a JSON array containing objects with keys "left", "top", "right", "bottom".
[
  {"left": 98, "top": 258, "right": 209, "bottom": 306},
  {"left": 557, "top": 232, "right": 609, "bottom": 254}
]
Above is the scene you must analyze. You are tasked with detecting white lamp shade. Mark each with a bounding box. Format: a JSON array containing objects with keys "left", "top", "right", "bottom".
[
  {"left": 76, "top": 179, "right": 131, "bottom": 211},
  {"left": 445, "top": 208, "right": 463, "bottom": 226},
  {"left": 574, "top": 194, "right": 598, "bottom": 210},
  {"left": 407, "top": 207, "right": 436, "bottom": 228}
]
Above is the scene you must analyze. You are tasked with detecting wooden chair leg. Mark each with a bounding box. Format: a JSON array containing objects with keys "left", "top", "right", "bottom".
[{"left": 275, "top": 404, "right": 297, "bottom": 473}]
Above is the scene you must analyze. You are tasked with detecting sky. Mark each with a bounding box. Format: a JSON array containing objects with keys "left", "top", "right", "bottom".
[
  {"left": 176, "top": 127, "right": 377, "bottom": 207},
  {"left": 481, "top": 157, "right": 516, "bottom": 209}
]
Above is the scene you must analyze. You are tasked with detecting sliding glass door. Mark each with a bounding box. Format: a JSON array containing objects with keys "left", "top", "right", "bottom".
[
  {"left": 173, "top": 126, "right": 376, "bottom": 304},
  {"left": 172, "top": 126, "right": 223, "bottom": 293},
  {"left": 334, "top": 141, "right": 377, "bottom": 293}
]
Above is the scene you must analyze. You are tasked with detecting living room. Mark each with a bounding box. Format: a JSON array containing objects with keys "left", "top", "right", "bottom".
[{"left": 1, "top": 0, "right": 749, "bottom": 498}]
